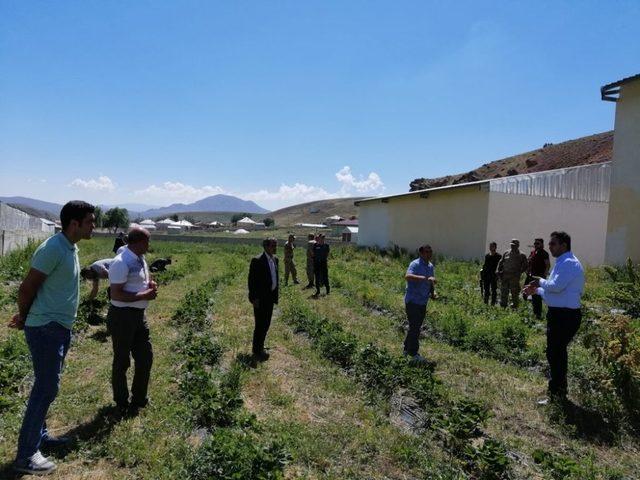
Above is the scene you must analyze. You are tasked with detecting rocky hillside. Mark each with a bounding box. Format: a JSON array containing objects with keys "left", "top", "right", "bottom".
[{"left": 410, "top": 131, "right": 613, "bottom": 191}]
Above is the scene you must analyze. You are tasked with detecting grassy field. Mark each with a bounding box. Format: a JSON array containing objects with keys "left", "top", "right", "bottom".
[{"left": 0, "top": 239, "right": 638, "bottom": 479}]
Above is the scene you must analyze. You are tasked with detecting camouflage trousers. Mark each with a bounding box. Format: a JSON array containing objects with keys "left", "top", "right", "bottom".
[
  {"left": 500, "top": 275, "right": 521, "bottom": 308},
  {"left": 284, "top": 258, "right": 297, "bottom": 284}
]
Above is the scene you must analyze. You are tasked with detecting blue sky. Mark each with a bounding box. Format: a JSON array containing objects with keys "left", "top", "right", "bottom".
[{"left": 1, "top": 1, "right": 638, "bottom": 210}]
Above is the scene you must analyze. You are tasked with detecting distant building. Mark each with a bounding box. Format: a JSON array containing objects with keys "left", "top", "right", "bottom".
[
  {"left": 342, "top": 226, "right": 359, "bottom": 243},
  {"left": 356, "top": 163, "right": 610, "bottom": 265},
  {"left": 601, "top": 73, "right": 640, "bottom": 264},
  {"left": 331, "top": 218, "right": 358, "bottom": 237},
  {"left": 0, "top": 202, "right": 54, "bottom": 255}
]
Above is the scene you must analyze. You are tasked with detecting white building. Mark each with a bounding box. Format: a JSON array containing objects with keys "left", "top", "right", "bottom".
[
  {"left": 356, "top": 163, "right": 610, "bottom": 265},
  {"left": 140, "top": 219, "right": 157, "bottom": 230},
  {"left": 0, "top": 203, "right": 55, "bottom": 255},
  {"left": 601, "top": 73, "right": 640, "bottom": 264},
  {"left": 342, "top": 226, "right": 359, "bottom": 243}
]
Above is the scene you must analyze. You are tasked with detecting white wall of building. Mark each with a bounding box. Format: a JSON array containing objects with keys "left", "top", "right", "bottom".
[
  {"left": 605, "top": 80, "right": 640, "bottom": 264},
  {"left": 358, "top": 186, "right": 489, "bottom": 259},
  {"left": 487, "top": 192, "right": 608, "bottom": 265}
]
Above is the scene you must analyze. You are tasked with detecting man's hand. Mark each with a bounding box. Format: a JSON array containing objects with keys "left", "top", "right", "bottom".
[
  {"left": 427, "top": 276, "right": 436, "bottom": 284},
  {"left": 522, "top": 284, "right": 537, "bottom": 297},
  {"left": 149, "top": 280, "right": 158, "bottom": 291},
  {"left": 8, "top": 313, "right": 25, "bottom": 330},
  {"left": 529, "top": 277, "right": 541, "bottom": 287},
  {"left": 142, "top": 288, "right": 158, "bottom": 300}
]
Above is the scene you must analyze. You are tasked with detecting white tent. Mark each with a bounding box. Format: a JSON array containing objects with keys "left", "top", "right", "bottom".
[
  {"left": 140, "top": 219, "right": 156, "bottom": 226},
  {"left": 233, "top": 228, "right": 250, "bottom": 235},
  {"left": 237, "top": 217, "right": 257, "bottom": 225},
  {"left": 175, "top": 220, "right": 194, "bottom": 229}
]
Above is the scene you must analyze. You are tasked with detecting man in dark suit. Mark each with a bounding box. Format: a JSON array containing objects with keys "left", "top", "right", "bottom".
[{"left": 248, "top": 238, "right": 279, "bottom": 361}]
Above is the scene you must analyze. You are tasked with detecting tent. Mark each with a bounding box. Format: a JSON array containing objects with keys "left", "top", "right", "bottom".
[{"left": 233, "top": 228, "right": 250, "bottom": 235}]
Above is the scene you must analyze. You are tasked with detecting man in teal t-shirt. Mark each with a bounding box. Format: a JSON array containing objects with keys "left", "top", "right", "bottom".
[{"left": 9, "top": 201, "right": 95, "bottom": 476}]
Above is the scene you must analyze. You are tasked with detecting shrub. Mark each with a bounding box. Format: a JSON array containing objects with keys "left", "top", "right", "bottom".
[{"left": 0, "top": 333, "right": 30, "bottom": 411}]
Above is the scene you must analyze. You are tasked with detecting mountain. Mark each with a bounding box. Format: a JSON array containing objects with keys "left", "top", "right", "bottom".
[
  {"left": 268, "top": 197, "right": 363, "bottom": 226},
  {"left": 141, "top": 194, "right": 268, "bottom": 218},
  {"left": 0, "top": 196, "right": 63, "bottom": 218},
  {"left": 409, "top": 131, "right": 613, "bottom": 191}
]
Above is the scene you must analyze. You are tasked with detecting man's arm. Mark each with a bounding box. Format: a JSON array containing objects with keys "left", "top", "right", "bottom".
[
  {"left": 9, "top": 268, "right": 47, "bottom": 329},
  {"left": 110, "top": 282, "right": 156, "bottom": 302},
  {"left": 88, "top": 279, "right": 100, "bottom": 301},
  {"left": 544, "top": 258, "right": 551, "bottom": 278},
  {"left": 248, "top": 258, "right": 259, "bottom": 305}
]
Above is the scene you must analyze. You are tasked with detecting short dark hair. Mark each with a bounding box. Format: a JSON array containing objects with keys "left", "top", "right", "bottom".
[
  {"left": 534, "top": 238, "right": 544, "bottom": 243},
  {"left": 60, "top": 201, "right": 95, "bottom": 230},
  {"left": 418, "top": 244, "right": 432, "bottom": 253},
  {"left": 550, "top": 231, "right": 571, "bottom": 251},
  {"left": 262, "top": 237, "right": 277, "bottom": 248},
  {"left": 489, "top": 241, "right": 497, "bottom": 247},
  {"left": 127, "top": 227, "right": 150, "bottom": 244}
]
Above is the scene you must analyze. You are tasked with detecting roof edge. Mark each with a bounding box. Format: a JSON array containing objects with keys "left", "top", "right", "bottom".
[{"left": 601, "top": 73, "right": 640, "bottom": 102}]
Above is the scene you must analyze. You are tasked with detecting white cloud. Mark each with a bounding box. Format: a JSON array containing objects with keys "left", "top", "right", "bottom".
[
  {"left": 69, "top": 175, "right": 116, "bottom": 191},
  {"left": 335, "top": 166, "right": 384, "bottom": 193},
  {"left": 134, "top": 181, "right": 225, "bottom": 203},
  {"left": 245, "top": 183, "right": 335, "bottom": 204}
]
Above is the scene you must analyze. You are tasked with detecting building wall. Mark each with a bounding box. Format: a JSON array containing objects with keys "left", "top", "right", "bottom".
[
  {"left": 487, "top": 192, "right": 608, "bottom": 265},
  {"left": 0, "top": 203, "right": 54, "bottom": 256},
  {"left": 605, "top": 80, "right": 640, "bottom": 264},
  {"left": 358, "top": 186, "right": 490, "bottom": 259}
]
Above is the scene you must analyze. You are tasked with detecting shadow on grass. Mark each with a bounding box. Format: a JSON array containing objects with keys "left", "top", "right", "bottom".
[
  {"left": 88, "top": 328, "right": 110, "bottom": 343},
  {"left": 551, "top": 399, "right": 619, "bottom": 445},
  {"left": 0, "top": 405, "right": 123, "bottom": 478},
  {"left": 235, "top": 352, "right": 258, "bottom": 369}
]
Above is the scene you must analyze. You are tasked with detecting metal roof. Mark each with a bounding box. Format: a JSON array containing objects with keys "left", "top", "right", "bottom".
[
  {"left": 601, "top": 73, "right": 640, "bottom": 102},
  {"left": 355, "top": 162, "right": 611, "bottom": 206}
]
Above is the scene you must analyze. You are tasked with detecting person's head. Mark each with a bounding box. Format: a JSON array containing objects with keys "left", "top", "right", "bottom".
[
  {"left": 533, "top": 238, "right": 544, "bottom": 251},
  {"left": 308, "top": 233, "right": 315, "bottom": 240},
  {"left": 549, "top": 231, "right": 571, "bottom": 258},
  {"left": 510, "top": 239, "right": 520, "bottom": 251},
  {"left": 418, "top": 244, "right": 433, "bottom": 262},
  {"left": 262, "top": 237, "right": 277, "bottom": 255},
  {"left": 318, "top": 233, "right": 325, "bottom": 244},
  {"left": 60, "top": 201, "right": 95, "bottom": 242},
  {"left": 127, "top": 227, "right": 151, "bottom": 255},
  {"left": 80, "top": 267, "right": 98, "bottom": 281},
  {"left": 489, "top": 241, "right": 497, "bottom": 254},
  {"left": 288, "top": 234, "right": 295, "bottom": 243}
]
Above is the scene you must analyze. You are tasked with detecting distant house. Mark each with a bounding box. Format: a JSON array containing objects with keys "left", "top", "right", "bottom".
[
  {"left": 0, "top": 203, "right": 54, "bottom": 255},
  {"left": 175, "top": 220, "right": 194, "bottom": 230},
  {"left": 237, "top": 216, "right": 265, "bottom": 230},
  {"left": 342, "top": 226, "right": 359, "bottom": 243},
  {"left": 208, "top": 221, "right": 224, "bottom": 229},
  {"left": 140, "top": 219, "right": 157, "bottom": 230},
  {"left": 325, "top": 215, "right": 343, "bottom": 225},
  {"left": 156, "top": 218, "right": 178, "bottom": 231},
  {"left": 331, "top": 218, "right": 358, "bottom": 237}
]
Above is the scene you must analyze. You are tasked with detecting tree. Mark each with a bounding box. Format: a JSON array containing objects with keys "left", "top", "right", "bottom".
[
  {"left": 170, "top": 213, "right": 179, "bottom": 222},
  {"left": 94, "top": 206, "right": 104, "bottom": 228},
  {"left": 263, "top": 217, "right": 275, "bottom": 227},
  {"left": 103, "top": 207, "right": 130, "bottom": 233}
]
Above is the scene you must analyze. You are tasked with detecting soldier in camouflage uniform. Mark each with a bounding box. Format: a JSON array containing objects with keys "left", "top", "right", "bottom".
[
  {"left": 497, "top": 239, "right": 528, "bottom": 308},
  {"left": 283, "top": 234, "right": 299, "bottom": 286},
  {"left": 304, "top": 233, "right": 316, "bottom": 289}
]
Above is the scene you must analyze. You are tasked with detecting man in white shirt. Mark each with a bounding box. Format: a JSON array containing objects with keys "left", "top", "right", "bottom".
[
  {"left": 248, "top": 238, "right": 279, "bottom": 361},
  {"left": 523, "top": 231, "right": 584, "bottom": 404},
  {"left": 107, "top": 227, "right": 158, "bottom": 414}
]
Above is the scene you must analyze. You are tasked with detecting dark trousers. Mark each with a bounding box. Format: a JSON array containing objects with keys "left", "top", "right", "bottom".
[
  {"left": 107, "top": 306, "right": 153, "bottom": 407},
  {"left": 404, "top": 302, "right": 427, "bottom": 356},
  {"left": 252, "top": 300, "right": 274, "bottom": 354},
  {"left": 546, "top": 307, "right": 581, "bottom": 396},
  {"left": 314, "top": 261, "right": 329, "bottom": 294},
  {"left": 483, "top": 274, "right": 498, "bottom": 305},
  {"left": 532, "top": 294, "right": 543, "bottom": 319}
]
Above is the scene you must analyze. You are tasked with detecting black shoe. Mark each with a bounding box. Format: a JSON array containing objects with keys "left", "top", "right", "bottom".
[{"left": 41, "top": 435, "right": 72, "bottom": 450}]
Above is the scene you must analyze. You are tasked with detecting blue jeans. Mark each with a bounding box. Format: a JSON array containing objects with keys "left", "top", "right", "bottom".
[{"left": 16, "top": 322, "right": 71, "bottom": 460}]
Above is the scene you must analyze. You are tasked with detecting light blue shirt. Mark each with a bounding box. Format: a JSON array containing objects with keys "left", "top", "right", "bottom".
[
  {"left": 405, "top": 258, "right": 434, "bottom": 306},
  {"left": 536, "top": 251, "right": 584, "bottom": 309},
  {"left": 26, "top": 233, "right": 80, "bottom": 330}
]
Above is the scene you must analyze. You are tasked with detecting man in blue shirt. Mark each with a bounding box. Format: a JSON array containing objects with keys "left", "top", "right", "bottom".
[
  {"left": 404, "top": 244, "right": 436, "bottom": 363},
  {"left": 523, "top": 231, "right": 584, "bottom": 405},
  {"left": 9, "top": 200, "right": 95, "bottom": 475}
]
